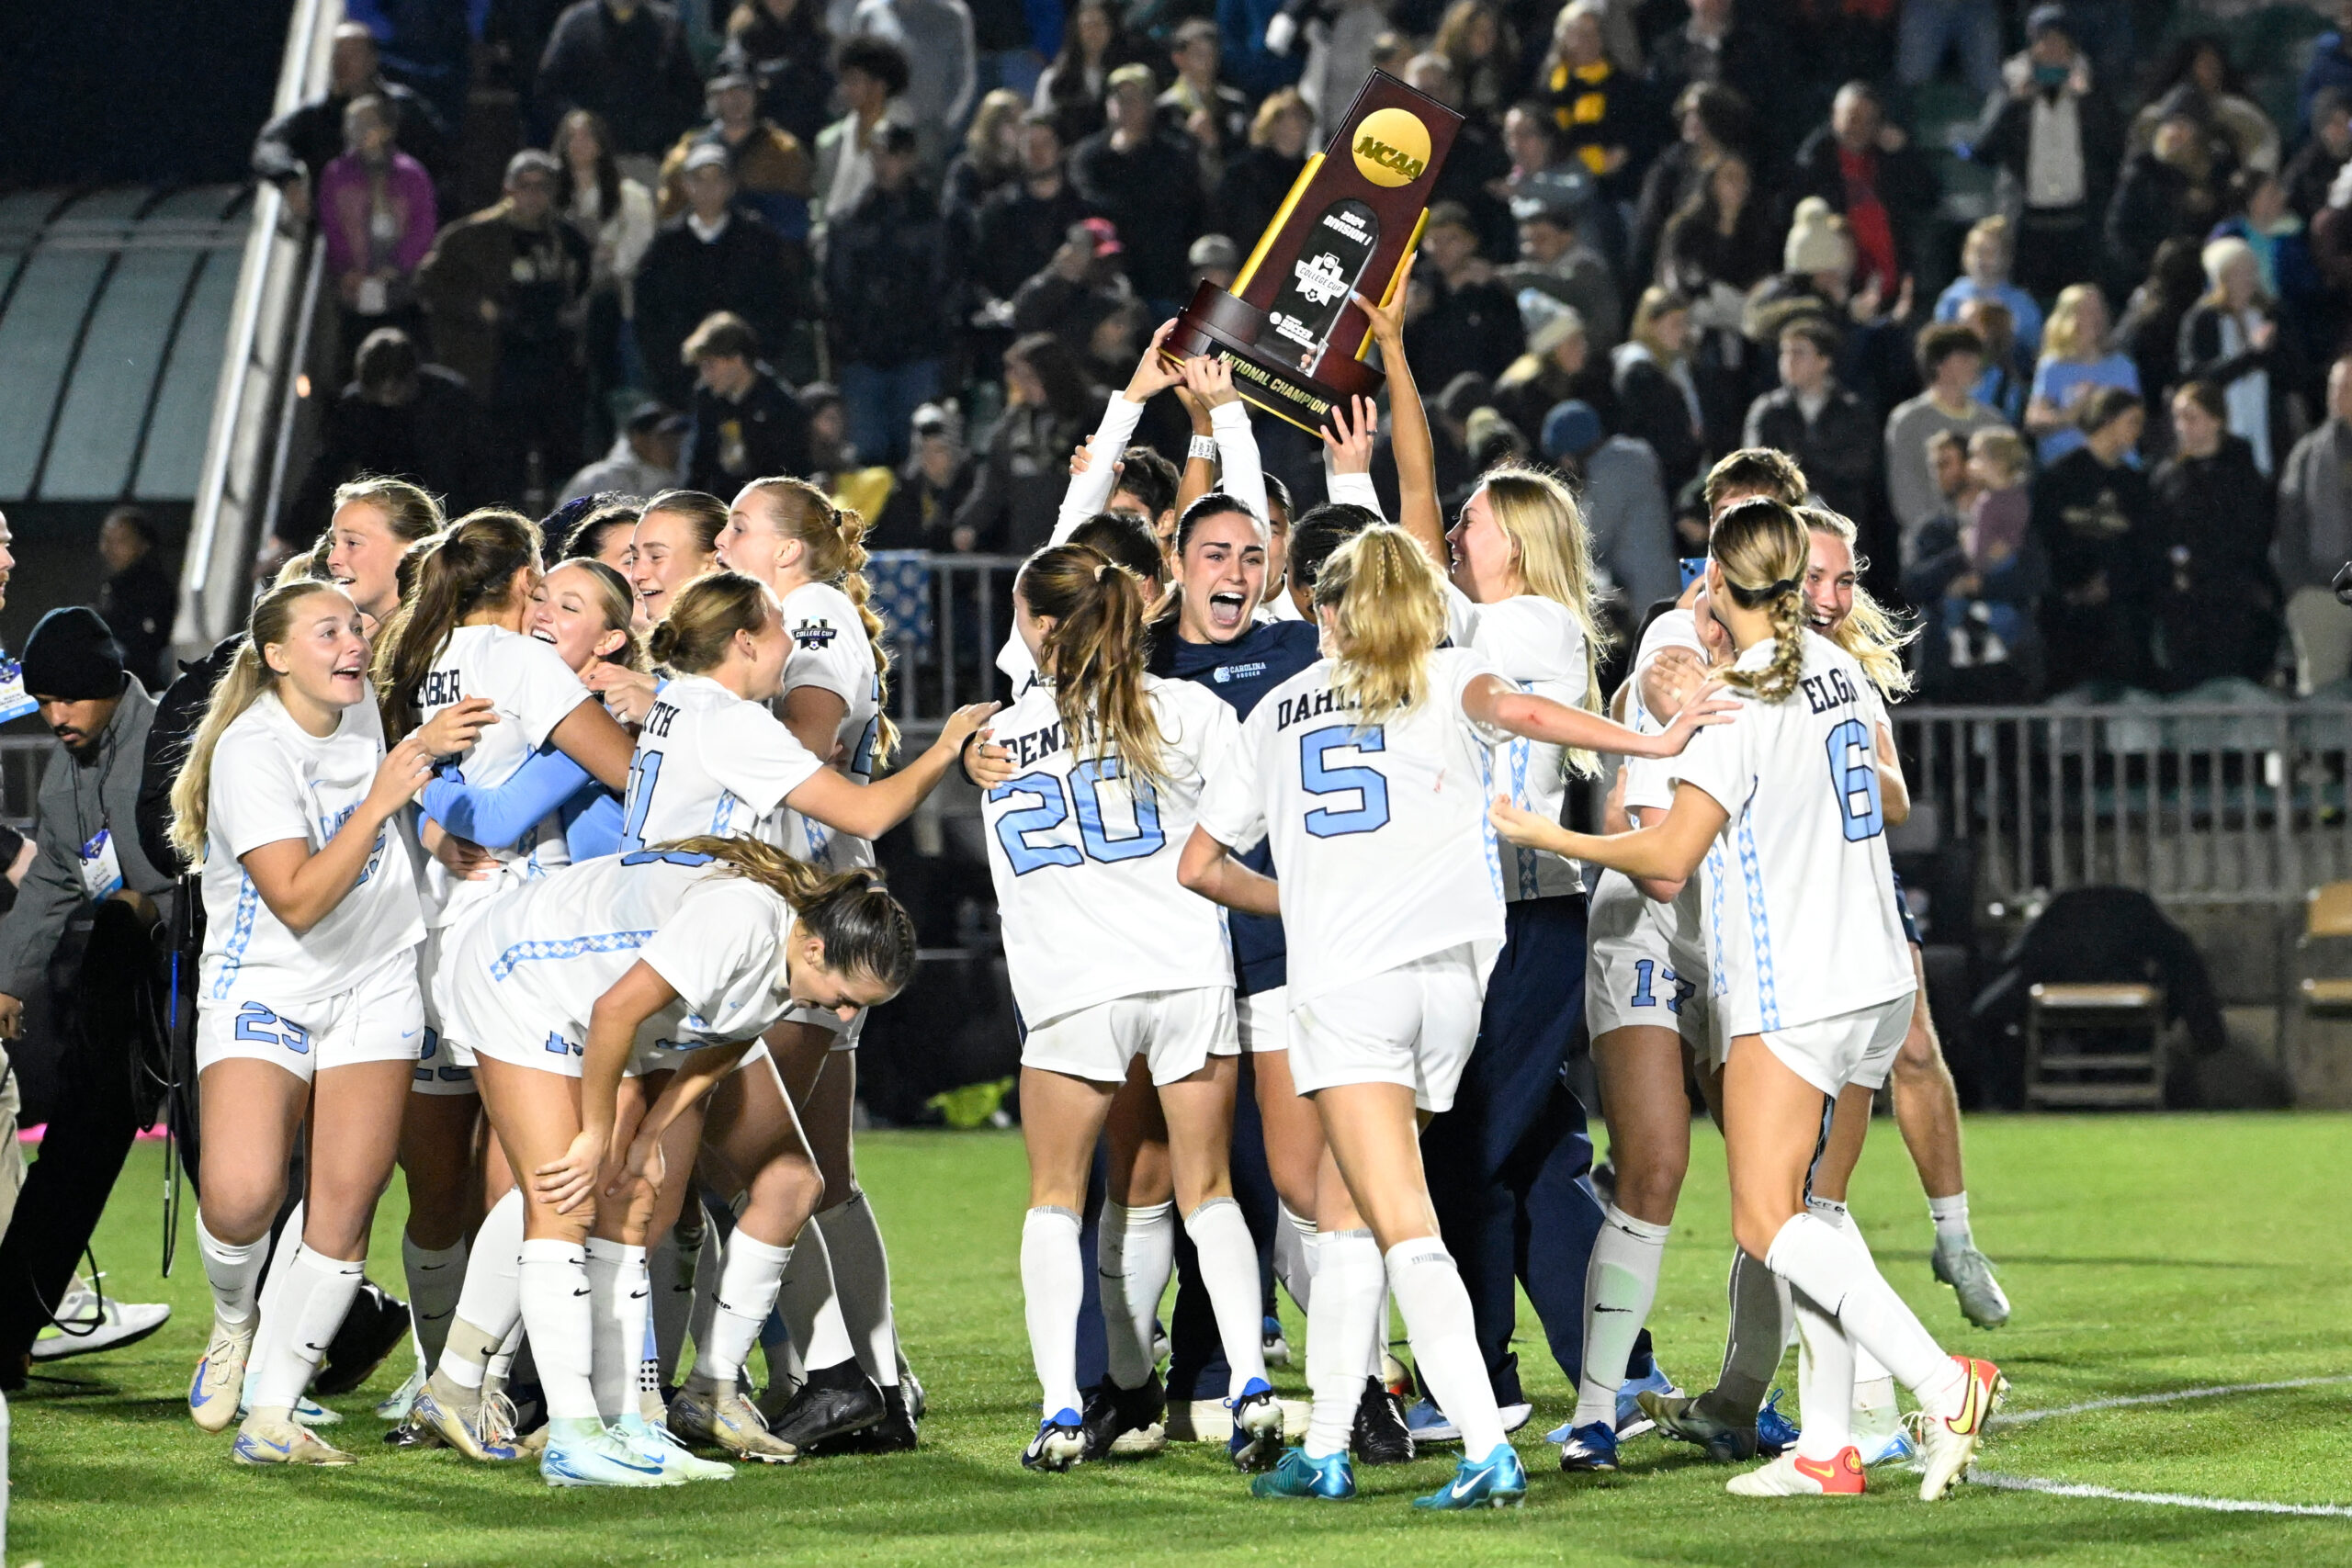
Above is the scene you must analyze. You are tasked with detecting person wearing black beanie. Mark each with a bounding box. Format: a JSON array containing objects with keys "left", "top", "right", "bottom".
[{"left": 20, "top": 607, "right": 128, "bottom": 751}]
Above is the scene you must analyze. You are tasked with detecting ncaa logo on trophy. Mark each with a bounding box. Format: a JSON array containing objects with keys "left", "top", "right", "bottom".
[{"left": 1162, "top": 73, "right": 1462, "bottom": 434}]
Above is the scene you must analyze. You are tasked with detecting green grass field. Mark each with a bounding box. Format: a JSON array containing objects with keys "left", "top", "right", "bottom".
[{"left": 12, "top": 1113, "right": 2352, "bottom": 1566}]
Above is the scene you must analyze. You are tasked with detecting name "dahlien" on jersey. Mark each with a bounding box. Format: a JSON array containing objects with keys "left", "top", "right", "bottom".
[{"left": 1274, "top": 686, "right": 1363, "bottom": 729}]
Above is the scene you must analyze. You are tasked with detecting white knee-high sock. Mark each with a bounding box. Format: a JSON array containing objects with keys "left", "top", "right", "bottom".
[
  {"left": 1020, "top": 1207, "right": 1084, "bottom": 1420},
  {"left": 1184, "top": 1198, "right": 1271, "bottom": 1396},
  {"left": 437, "top": 1190, "right": 524, "bottom": 1393},
  {"left": 1790, "top": 1282, "right": 1855, "bottom": 1461},
  {"left": 1303, "top": 1229, "right": 1380, "bottom": 1458},
  {"left": 1273, "top": 1201, "right": 1316, "bottom": 1313},
  {"left": 814, "top": 1193, "right": 899, "bottom": 1389},
  {"left": 778, "top": 1222, "right": 858, "bottom": 1370},
  {"left": 1708, "top": 1247, "right": 1792, "bottom": 1421},
  {"left": 1097, "top": 1200, "right": 1175, "bottom": 1390},
  {"left": 1384, "top": 1236, "right": 1505, "bottom": 1459},
  {"left": 401, "top": 1233, "right": 467, "bottom": 1368},
  {"left": 198, "top": 1218, "right": 266, "bottom": 1326},
  {"left": 583, "top": 1238, "right": 647, "bottom": 1423},
  {"left": 251, "top": 1251, "right": 365, "bottom": 1412},
  {"left": 1765, "top": 1213, "right": 1962, "bottom": 1414},
  {"left": 701, "top": 1232, "right": 791, "bottom": 1388},
  {"left": 518, "top": 1239, "right": 597, "bottom": 1422},
  {"left": 1805, "top": 1198, "right": 1895, "bottom": 1411},
  {"left": 1571, "top": 1206, "right": 1670, "bottom": 1428}
]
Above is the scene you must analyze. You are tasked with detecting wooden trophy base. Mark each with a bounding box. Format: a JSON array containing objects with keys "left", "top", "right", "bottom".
[{"left": 1163, "top": 281, "right": 1385, "bottom": 436}]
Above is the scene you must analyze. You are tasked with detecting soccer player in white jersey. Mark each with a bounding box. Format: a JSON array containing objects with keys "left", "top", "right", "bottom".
[
  {"left": 1493, "top": 499, "right": 2004, "bottom": 1501},
  {"left": 978, "top": 542, "right": 1285, "bottom": 1474},
  {"left": 371, "top": 512, "right": 639, "bottom": 1416},
  {"left": 172, "top": 581, "right": 454, "bottom": 1465},
  {"left": 1179, "top": 525, "right": 1731, "bottom": 1510},
  {"left": 710, "top": 476, "right": 922, "bottom": 1452},
  {"left": 436, "top": 838, "right": 918, "bottom": 1486}
]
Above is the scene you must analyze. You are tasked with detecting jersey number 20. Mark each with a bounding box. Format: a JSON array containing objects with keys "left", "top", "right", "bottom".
[
  {"left": 990, "top": 759, "right": 1163, "bottom": 874},
  {"left": 1826, "top": 719, "right": 1883, "bottom": 841}
]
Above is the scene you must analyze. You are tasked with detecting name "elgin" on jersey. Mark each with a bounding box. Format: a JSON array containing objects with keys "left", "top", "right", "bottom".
[{"left": 1800, "top": 668, "right": 1860, "bottom": 716}]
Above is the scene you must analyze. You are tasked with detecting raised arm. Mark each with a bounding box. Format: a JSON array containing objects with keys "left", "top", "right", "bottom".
[
  {"left": 1180, "top": 355, "right": 1267, "bottom": 525},
  {"left": 1463, "top": 673, "right": 1736, "bottom": 761},
  {"left": 1352, "top": 254, "right": 1445, "bottom": 564},
  {"left": 1492, "top": 779, "right": 1730, "bottom": 885},
  {"left": 783, "top": 702, "right": 996, "bottom": 840},
  {"left": 1052, "top": 324, "right": 1182, "bottom": 543}
]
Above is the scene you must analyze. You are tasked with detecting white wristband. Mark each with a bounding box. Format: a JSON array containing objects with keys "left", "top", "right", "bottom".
[{"left": 1188, "top": 434, "right": 1219, "bottom": 463}]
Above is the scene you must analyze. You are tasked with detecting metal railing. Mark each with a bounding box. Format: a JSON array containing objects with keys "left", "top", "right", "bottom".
[
  {"left": 1894, "top": 702, "right": 2352, "bottom": 908},
  {"left": 176, "top": 0, "right": 340, "bottom": 658},
  {"left": 870, "top": 552, "right": 1027, "bottom": 736}
]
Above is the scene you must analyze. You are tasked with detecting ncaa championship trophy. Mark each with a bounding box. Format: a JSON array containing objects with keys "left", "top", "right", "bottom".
[{"left": 1163, "top": 71, "right": 1464, "bottom": 433}]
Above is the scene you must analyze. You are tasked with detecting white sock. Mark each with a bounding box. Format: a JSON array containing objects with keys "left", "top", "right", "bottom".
[
  {"left": 779, "top": 1221, "right": 859, "bottom": 1371},
  {"left": 251, "top": 1250, "right": 365, "bottom": 1411},
  {"left": 439, "top": 1190, "right": 524, "bottom": 1392},
  {"left": 1097, "top": 1200, "right": 1176, "bottom": 1390},
  {"left": 687, "top": 1225, "right": 722, "bottom": 1384},
  {"left": 484, "top": 1319, "right": 524, "bottom": 1394},
  {"left": 650, "top": 1224, "right": 700, "bottom": 1386},
  {"left": 1366, "top": 1278, "right": 1392, "bottom": 1381},
  {"left": 1790, "top": 1283, "right": 1855, "bottom": 1461},
  {"left": 703, "top": 1232, "right": 791, "bottom": 1388},
  {"left": 815, "top": 1192, "right": 899, "bottom": 1388},
  {"left": 1707, "top": 1247, "right": 1791, "bottom": 1421},
  {"left": 1273, "top": 1201, "right": 1316, "bottom": 1313},
  {"left": 637, "top": 1288, "right": 664, "bottom": 1421},
  {"left": 1020, "top": 1206, "right": 1084, "bottom": 1419},
  {"left": 1928, "top": 1191, "right": 1973, "bottom": 1252},
  {"left": 197, "top": 1218, "right": 266, "bottom": 1327},
  {"left": 1571, "top": 1206, "right": 1669, "bottom": 1428},
  {"left": 1806, "top": 1198, "right": 1895, "bottom": 1411},
  {"left": 401, "top": 1232, "right": 467, "bottom": 1368},
  {"left": 519, "top": 1239, "right": 597, "bottom": 1422},
  {"left": 1765, "top": 1213, "right": 1959, "bottom": 1409},
  {"left": 254, "top": 1202, "right": 305, "bottom": 1327},
  {"left": 1184, "top": 1198, "right": 1271, "bottom": 1396},
  {"left": 583, "top": 1239, "right": 648, "bottom": 1424},
  {"left": 1303, "top": 1230, "right": 1380, "bottom": 1458},
  {"left": 1384, "top": 1236, "right": 1506, "bottom": 1459}
]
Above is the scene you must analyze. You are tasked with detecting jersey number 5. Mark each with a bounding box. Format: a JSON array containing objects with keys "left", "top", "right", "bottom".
[
  {"left": 989, "top": 759, "right": 1164, "bottom": 874},
  {"left": 1300, "top": 725, "right": 1389, "bottom": 838},
  {"left": 1826, "top": 719, "right": 1883, "bottom": 841}
]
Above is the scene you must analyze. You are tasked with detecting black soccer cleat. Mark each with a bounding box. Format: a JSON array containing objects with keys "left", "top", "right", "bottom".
[
  {"left": 1080, "top": 1371, "right": 1167, "bottom": 1461},
  {"left": 841, "top": 1383, "right": 920, "bottom": 1452},
  {"left": 314, "top": 1282, "right": 412, "bottom": 1397},
  {"left": 762, "top": 1359, "right": 885, "bottom": 1452},
  {"left": 1351, "top": 1374, "right": 1415, "bottom": 1466}
]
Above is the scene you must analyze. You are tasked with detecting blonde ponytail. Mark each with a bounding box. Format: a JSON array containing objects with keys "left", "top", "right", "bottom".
[
  {"left": 1475, "top": 467, "right": 1614, "bottom": 775},
  {"left": 169, "top": 581, "right": 353, "bottom": 862},
  {"left": 1313, "top": 525, "right": 1447, "bottom": 728},
  {"left": 742, "top": 476, "right": 900, "bottom": 766},
  {"left": 1710, "top": 498, "right": 1810, "bottom": 704}
]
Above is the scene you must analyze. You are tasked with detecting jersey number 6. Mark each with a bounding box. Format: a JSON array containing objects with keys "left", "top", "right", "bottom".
[
  {"left": 1826, "top": 718, "right": 1884, "bottom": 842},
  {"left": 989, "top": 758, "right": 1164, "bottom": 874}
]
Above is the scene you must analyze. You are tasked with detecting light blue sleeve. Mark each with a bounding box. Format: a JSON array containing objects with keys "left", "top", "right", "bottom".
[
  {"left": 420, "top": 746, "right": 595, "bottom": 850},
  {"left": 561, "top": 789, "right": 626, "bottom": 862}
]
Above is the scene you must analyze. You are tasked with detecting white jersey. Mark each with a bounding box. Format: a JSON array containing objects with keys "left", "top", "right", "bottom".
[
  {"left": 980, "top": 674, "right": 1240, "bottom": 1026},
  {"left": 1668, "top": 632, "right": 1913, "bottom": 1036},
  {"left": 776, "top": 579, "right": 884, "bottom": 874},
  {"left": 1197, "top": 648, "right": 1508, "bottom": 1006},
  {"left": 413, "top": 624, "right": 593, "bottom": 926},
  {"left": 454, "top": 850, "right": 803, "bottom": 1057},
  {"left": 1444, "top": 584, "right": 1589, "bottom": 900},
  {"left": 1623, "top": 606, "right": 1705, "bottom": 817},
  {"left": 199, "top": 693, "right": 424, "bottom": 1008},
  {"left": 619, "top": 673, "right": 825, "bottom": 853}
]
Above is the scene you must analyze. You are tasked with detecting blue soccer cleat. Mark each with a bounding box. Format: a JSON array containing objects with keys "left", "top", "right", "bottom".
[
  {"left": 1406, "top": 1397, "right": 1461, "bottom": 1445},
  {"left": 1757, "top": 1390, "right": 1801, "bottom": 1457},
  {"left": 1251, "top": 1446, "right": 1357, "bottom": 1500},
  {"left": 1414, "top": 1442, "right": 1528, "bottom": 1510},
  {"left": 1023, "top": 1408, "right": 1087, "bottom": 1472},
  {"left": 1616, "top": 1363, "right": 1679, "bottom": 1438},
  {"left": 1227, "top": 1379, "right": 1285, "bottom": 1472},
  {"left": 1557, "top": 1419, "right": 1619, "bottom": 1472}
]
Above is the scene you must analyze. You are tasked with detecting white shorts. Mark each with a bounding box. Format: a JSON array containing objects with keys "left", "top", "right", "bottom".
[
  {"left": 411, "top": 920, "right": 481, "bottom": 1097},
  {"left": 196, "top": 949, "right": 425, "bottom": 1085},
  {"left": 1289, "top": 943, "right": 1491, "bottom": 1113},
  {"left": 779, "top": 1001, "right": 866, "bottom": 1054},
  {"left": 1586, "top": 874, "right": 1709, "bottom": 1044},
  {"left": 1748, "top": 995, "right": 1914, "bottom": 1097},
  {"left": 1228, "top": 986, "right": 1289, "bottom": 1054},
  {"left": 1021, "top": 987, "right": 1233, "bottom": 1087}
]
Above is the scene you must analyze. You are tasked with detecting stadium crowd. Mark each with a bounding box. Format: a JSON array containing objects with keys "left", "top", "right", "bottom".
[{"left": 246, "top": 0, "right": 2352, "bottom": 705}]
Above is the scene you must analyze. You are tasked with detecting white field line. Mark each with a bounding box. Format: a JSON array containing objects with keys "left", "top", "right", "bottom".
[
  {"left": 1991, "top": 1374, "right": 2352, "bottom": 1428},
  {"left": 1964, "top": 1373, "right": 2352, "bottom": 1517}
]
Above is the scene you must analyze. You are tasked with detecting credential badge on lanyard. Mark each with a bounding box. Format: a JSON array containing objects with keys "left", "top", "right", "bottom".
[
  {"left": 0, "top": 658, "right": 32, "bottom": 725},
  {"left": 78, "top": 828, "right": 125, "bottom": 903}
]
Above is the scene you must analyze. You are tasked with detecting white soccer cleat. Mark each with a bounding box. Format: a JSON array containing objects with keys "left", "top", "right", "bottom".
[
  {"left": 189, "top": 1315, "right": 257, "bottom": 1433},
  {"left": 31, "top": 1276, "right": 170, "bottom": 1361},
  {"left": 1725, "top": 1446, "right": 1865, "bottom": 1496},
  {"left": 375, "top": 1361, "right": 427, "bottom": 1422},
  {"left": 670, "top": 1380, "right": 799, "bottom": 1463},
  {"left": 232, "top": 1409, "right": 355, "bottom": 1467},
  {"left": 616, "top": 1412, "right": 737, "bottom": 1481},
  {"left": 1911, "top": 1357, "right": 2006, "bottom": 1501},
  {"left": 1932, "top": 1243, "right": 2012, "bottom": 1328},
  {"left": 540, "top": 1424, "right": 682, "bottom": 1488}
]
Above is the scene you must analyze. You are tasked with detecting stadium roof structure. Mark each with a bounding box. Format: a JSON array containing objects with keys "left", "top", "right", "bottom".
[{"left": 0, "top": 186, "right": 249, "bottom": 503}]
